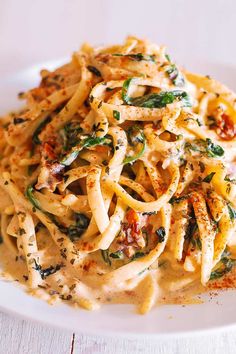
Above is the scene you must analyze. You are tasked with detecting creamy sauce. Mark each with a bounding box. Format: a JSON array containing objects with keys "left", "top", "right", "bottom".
[
  {"left": 1, "top": 241, "right": 230, "bottom": 312},
  {"left": 1, "top": 36, "right": 236, "bottom": 314}
]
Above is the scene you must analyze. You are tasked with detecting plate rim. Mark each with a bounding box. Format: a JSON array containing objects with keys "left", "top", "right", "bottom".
[{"left": 1, "top": 61, "right": 236, "bottom": 337}]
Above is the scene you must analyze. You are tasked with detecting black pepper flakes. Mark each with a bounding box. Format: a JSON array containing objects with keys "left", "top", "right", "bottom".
[{"left": 18, "top": 228, "right": 26, "bottom": 236}]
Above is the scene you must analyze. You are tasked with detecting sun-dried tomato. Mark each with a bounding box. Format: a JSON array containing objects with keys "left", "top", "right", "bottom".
[{"left": 216, "top": 113, "right": 236, "bottom": 140}]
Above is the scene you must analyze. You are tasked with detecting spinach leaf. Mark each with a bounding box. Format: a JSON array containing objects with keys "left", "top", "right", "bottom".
[
  {"left": 131, "top": 251, "right": 145, "bottom": 260},
  {"left": 190, "top": 236, "right": 202, "bottom": 250},
  {"left": 33, "top": 259, "right": 63, "bottom": 280},
  {"left": 26, "top": 185, "right": 89, "bottom": 240},
  {"left": 26, "top": 185, "right": 41, "bottom": 210},
  {"left": 113, "top": 53, "right": 156, "bottom": 62},
  {"left": 67, "top": 226, "right": 84, "bottom": 241},
  {"left": 122, "top": 78, "right": 133, "bottom": 104},
  {"left": 185, "top": 138, "right": 224, "bottom": 158},
  {"left": 228, "top": 204, "right": 236, "bottom": 221},
  {"left": 185, "top": 216, "right": 198, "bottom": 241},
  {"left": 62, "top": 121, "right": 82, "bottom": 150},
  {"left": 67, "top": 213, "right": 90, "bottom": 241},
  {"left": 32, "top": 116, "right": 51, "bottom": 145},
  {"left": 130, "top": 90, "right": 191, "bottom": 108},
  {"left": 210, "top": 256, "right": 236, "bottom": 280},
  {"left": 166, "top": 64, "right": 185, "bottom": 87},
  {"left": 60, "top": 136, "right": 111, "bottom": 166},
  {"left": 205, "top": 138, "right": 224, "bottom": 157},
  {"left": 27, "top": 164, "right": 37, "bottom": 177},
  {"left": 122, "top": 78, "right": 191, "bottom": 108},
  {"left": 123, "top": 126, "right": 146, "bottom": 164},
  {"left": 75, "top": 213, "right": 90, "bottom": 229},
  {"left": 109, "top": 250, "right": 124, "bottom": 259},
  {"left": 87, "top": 66, "right": 101, "bottom": 77},
  {"left": 101, "top": 249, "right": 111, "bottom": 265},
  {"left": 224, "top": 175, "right": 236, "bottom": 184},
  {"left": 196, "top": 237, "right": 202, "bottom": 250},
  {"left": 155, "top": 227, "right": 166, "bottom": 243},
  {"left": 165, "top": 54, "right": 171, "bottom": 62}
]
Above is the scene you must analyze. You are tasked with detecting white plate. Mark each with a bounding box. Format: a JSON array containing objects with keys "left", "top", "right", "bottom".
[{"left": 1, "top": 61, "right": 236, "bottom": 337}]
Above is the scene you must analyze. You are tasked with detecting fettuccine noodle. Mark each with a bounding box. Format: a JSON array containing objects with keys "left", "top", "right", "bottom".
[{"left": 1, "top": 36, "right": 236, "bottom": 314}]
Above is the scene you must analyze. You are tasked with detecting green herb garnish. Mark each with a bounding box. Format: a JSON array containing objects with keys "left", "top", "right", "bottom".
[
  {"left": 87, "top": 66, "right": 101, "bottom": 77},
  {"left": 122, "top": 78, "right": 133, "bottom": 104},
  {"left": 224, "top": 175, "right": 236, "bottom": 184},
  {"left": 185, "top": 138, "right": 224, "bottom": 158},
  {"left": 123, "top": 126, "right": 146, "bottom": 164},
  {"left": 203, "top": 172, "right": 216, "bottom": 183},
  {"left": 106, "top": 87, "right": 115, "bottom": 92},
  {"left": 75, "top": 213, "right": 90, "bottom": 229},
  {"left": 113, "top": 53, "right": 156, "bottom": 62},
  {"left": 27, "top": 164, "right": 37, "bottom": 177},
  {"left": 109, "top": 250, "right": 124, "bottom": 259},
  {"left": 13, "top": 117, "right": 26, "bottom": 125},
  {"left": 165, "top": 54, "right": 171, "bottom": 62},
  {"left": 113, "top": 110, "right": 120, "bottom": 121},
  {"left": 169, "top": 195, "right": 189, "bottom": 205},
  {"left": 185, "top": 216, "right": 198, "bottom": 241},
  {"left": 61, "top": 121, "right": 82, "bottom": 150},
  {"left": 61, "top": 136, "right": 111, "bottom": 166},
  {"left": 101, "top": 249, "right": 111, "bottom": 265},
  {"left": 35, "top": 222, "right": 45, "bottom": 233},
  {"left": 67, "top": 225, "right": 84, "bottom": 241},
  {"left": 26, "top": 186, "right": 88, "bottom": 239},
  {"left": 210, "top": 256, "right": 236, "bottom": 280},
  {"left": 33, "top": 259, "right": 63, "bottom": 280},
  {"left": 130, "top": 91, "right": 191, "bottom": 108},
  {"left": 122, "top": 78, "right": 191, "bottom": 108},
  {"left": 155, "top": 227, "right": 166, "bottom": 243},
  {"left": 191, "top": 236, "right": 202, "bottom": 250},
  {"left": 132, "top": 251, "right": 145, "bottom": 260},
  {"left": 228, "top": 204, "right": 236, "bottom": 221},
  {"left": 166, "top": 64, "right": 185, "bottom": 87},
  {"left": 67, "top": 213, "right": 90, "bottom": 241},
  {"left": 199, "top": 161, "right": 205, "bottom": 173},
  {"left": 205, "top": 138, "right": 224, "bottom": 157},
  {"left": 158, "top": 260, "right": 167, "bottom": 267},
  {"left": 26, "top": 185, "right": 41, "bottom": 210},
  {"left": 32, "top": 116, "right": 51, "bottom": 145}
]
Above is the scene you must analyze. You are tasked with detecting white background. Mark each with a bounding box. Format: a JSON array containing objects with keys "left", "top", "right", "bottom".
[
  {"left": 0, "top": 0, "right": 236, "bottom": 353},
  {"left": 0, "top": 0, "right": 235, "bottom": 73}
]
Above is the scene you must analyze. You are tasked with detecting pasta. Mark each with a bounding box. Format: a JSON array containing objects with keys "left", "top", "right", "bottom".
[{"left": 1, "top": 36, "right": 236, "bottom": 314}]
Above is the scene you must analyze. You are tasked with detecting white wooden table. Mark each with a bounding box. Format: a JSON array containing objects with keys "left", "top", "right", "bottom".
[
  {"left": 1, "top": 0, "right": 236, "bottom": 352},
  {"left": 0, "top": 311, "right": 236, "bottom": 354}
]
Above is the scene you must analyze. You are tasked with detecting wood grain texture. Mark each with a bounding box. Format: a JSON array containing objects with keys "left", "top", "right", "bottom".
[
  {"left": 73, "top": 332, "right": 236, "bottom": 354},
  {"left": 1, "top": 311, "right": 236, "bottom": 354},
  {"left": 0, "top": 312, "right": 72, "bottom": 354}
]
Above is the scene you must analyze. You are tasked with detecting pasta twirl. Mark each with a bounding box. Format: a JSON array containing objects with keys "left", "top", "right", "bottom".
[{"left": 1, "top": 36, "right": 236, "bottom": 314}]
